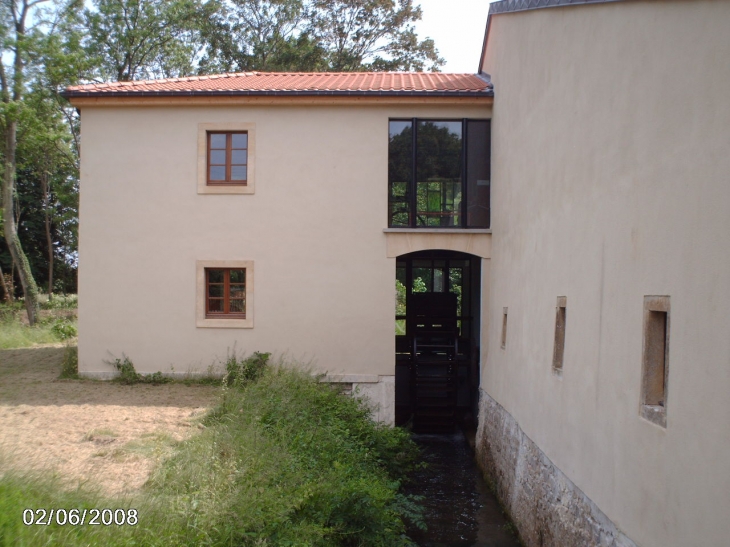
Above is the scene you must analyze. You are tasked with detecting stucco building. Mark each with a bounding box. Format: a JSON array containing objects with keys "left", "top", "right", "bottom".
[{"left": 63, "top": 0, "right": 730, "bottom": 546}]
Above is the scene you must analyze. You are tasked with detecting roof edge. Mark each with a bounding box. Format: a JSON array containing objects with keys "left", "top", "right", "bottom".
[
  {"left": 478, "top": 0, "right": 629, "bottom": 74},
  {"left": 60, "top": 88, "right": 494, "bottom": 100}
]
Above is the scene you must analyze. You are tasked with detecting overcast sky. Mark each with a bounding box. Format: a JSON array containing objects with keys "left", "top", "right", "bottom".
[{"left": 412, "top": 0, "right": 497, "bottom": 73}]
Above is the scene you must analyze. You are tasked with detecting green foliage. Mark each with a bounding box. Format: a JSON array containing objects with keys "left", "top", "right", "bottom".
[
  {"left": 199, "top": 0, "right": 443, "bottom": 73},
  {"left": 50, "top": 317, "right": 77, "bottom": 339},
  {"left": 106, "top": 354, "right": 172, "bottom": 385},
  {"left": 0, "top": 301, "right": 78, "bottom": 349},
  {"left": 156, "top": 362, "right": 423, "bottom": 545},
  {"left": 39, "top": 293, "right": 78, "bottom": 310},
  {"left": 223, "top": 350, "right": 271, "bottom": 387},
  {"left": 59, "top": 345, "right": 79, "bottom": 378},
  {"left": 0, "top": 358, "right": 424, "bottom": 546},
  {"left": 309, "top": 0, "right": 443, "bottom": 71},
  {"left": 84, "top": 0, "right": 211, "bottom": 81}
]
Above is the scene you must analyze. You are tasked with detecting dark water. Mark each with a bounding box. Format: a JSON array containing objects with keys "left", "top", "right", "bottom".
[{"left": 405, "top": 432, "right": 522, "bottom": 547}]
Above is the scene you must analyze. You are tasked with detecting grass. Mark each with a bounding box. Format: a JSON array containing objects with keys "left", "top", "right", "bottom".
[
  {"left": 0, "top": 354, "right": 424, "bottom": 546},
  {"left": 0, "top": 297, "right": 78, "bottom": 350}
]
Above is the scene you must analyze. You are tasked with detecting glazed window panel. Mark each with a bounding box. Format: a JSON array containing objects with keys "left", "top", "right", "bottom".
[
  {"left": 388, "top": 119, "right": 490, "bottom": 228},
  {"left": 416, "top": 121, "right": 463, "bottom": 227},
  {"left": 388, "top": 121, "right": 413, "bottom": 227},
  {"left": 206, "top": 268, "right": 247, "bottom": 318},
  {"left": 207, "top": 132, "right": 248, "bottom": 185}
]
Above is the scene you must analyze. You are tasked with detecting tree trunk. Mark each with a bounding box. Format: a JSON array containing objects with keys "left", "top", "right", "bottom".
[
  {"left": 40, "top": 171, "right": 53, "bottom": 300},
  {"left": 3, "top": 118, "right": 40, "bottom": 324},
  {"left": 0, "top": 263, "right": 8, "bottom": 302}
]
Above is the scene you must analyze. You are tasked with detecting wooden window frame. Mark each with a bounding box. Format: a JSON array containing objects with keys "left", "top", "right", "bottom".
[
  {"left": 197, "top": 123, "right": 255, "bottom": 195},
  {"left": 206, "top": 131, "right": 248, "bottom": 186},
  {"left": 196, "top": 260, "right": 254, "bottom": 328},
  {"left": 205, "top": 268, "right": 247, "bottom": 318}
]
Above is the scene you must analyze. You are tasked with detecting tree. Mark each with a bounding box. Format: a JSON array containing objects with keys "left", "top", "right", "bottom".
[
  {"left": 200, "top": 0, "right": 443, "bottom": 73},
  {"left": 0, "top": 0, "right": 48, "bottom": 325},
  {"left": 0, "top": 0, "right": 84, "bottom": 311},
  {"left": 84, "top": 0, "right": 211, "bottom": 81},
  {"left": 198, "top": 0, "right": 325, "bottom": 73},
  {"left": 310, "top": 0, "right": 443, "bottom": 71}
]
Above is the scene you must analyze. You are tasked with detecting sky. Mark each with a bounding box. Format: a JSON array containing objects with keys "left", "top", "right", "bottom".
[{"left": 412, "top": 0, "right": 497, "bottom": 73}]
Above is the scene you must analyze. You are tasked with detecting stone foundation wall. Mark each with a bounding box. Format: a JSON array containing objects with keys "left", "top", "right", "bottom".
[
  {"left": 323, "top": 374, "right": 395, "bottom": 425},
  {"left": 475, "top": 389, "right": 637, "bottom": 547}
]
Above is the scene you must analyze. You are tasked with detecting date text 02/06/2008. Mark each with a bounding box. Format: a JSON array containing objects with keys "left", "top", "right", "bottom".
[{"left": 23, "top": 508, "right": 138, "bottom": 526}]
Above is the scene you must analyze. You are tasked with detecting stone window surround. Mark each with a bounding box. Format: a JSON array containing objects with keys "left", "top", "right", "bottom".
[
  {"left": 197, "top": 123, "right": 256, "bottom": 194},
  {"left": 196, "top": 260, "right": 254, "bottom": 328}
]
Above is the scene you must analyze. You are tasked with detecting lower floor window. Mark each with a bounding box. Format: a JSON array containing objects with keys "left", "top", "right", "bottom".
[
  {"left": 196, "top": 260, "right": 253, "bottom": 328},
  {"left": 206, "top": 268, "right": 246, "bottom": 318}
]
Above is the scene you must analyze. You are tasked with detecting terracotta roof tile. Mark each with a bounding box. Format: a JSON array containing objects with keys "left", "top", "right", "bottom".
[{"left": 63, "top": 72, "right": 492, "bottom": 98}]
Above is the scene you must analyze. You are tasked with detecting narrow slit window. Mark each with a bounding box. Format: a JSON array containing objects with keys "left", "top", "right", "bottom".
[
  {"left": 501, "top": 307, "right": 508, "bottom": 349},
  {"left": 641, "top": 296, "right": 670, "bottom": 427},
  {"left": 553, "top": 297, "right": 567, "bottom": 371}
]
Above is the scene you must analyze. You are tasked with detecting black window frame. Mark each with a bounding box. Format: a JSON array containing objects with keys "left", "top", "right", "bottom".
[{"left": 388, "top": 118, "right": 491, "bottom": 229}]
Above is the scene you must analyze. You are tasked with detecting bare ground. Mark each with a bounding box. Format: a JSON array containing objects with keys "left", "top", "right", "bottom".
[{"left": 0, "top": 346, "right": 218, "bottom": 495}]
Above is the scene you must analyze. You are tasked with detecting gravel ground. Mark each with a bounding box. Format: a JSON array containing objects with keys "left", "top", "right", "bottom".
[{"left": 0, "top": 346, "right": 218, "bottom": 495}]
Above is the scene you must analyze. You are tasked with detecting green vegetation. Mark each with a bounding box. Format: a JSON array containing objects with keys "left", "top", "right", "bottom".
[
  {"left": 0, "top": 297, "right": 77, "bottom": 350},
  {"left": 58, "top": 345, "right": 79, "bottom": 379},
  {"left": 105, "top": 354, "right": 172, "bottom": 385},
  {"left": 0, "top": 354, "right": 424, "bottom": 546}
]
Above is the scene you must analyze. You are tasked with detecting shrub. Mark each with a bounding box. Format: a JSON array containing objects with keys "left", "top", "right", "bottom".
[
  {"left": 51, "top": 318, "right": 77, "bottom": 340},
  {"left": 223, "top": 350, "right": 270, "bottom": 387},
  {"left": 59, "top": 346, "right": 79, "bottom": 379},
  {"left": 106, "top": 354, "right": 171, "bottom": 385},
  {"left": 40, "top": 294, "right": 78, "bottom": 310}
]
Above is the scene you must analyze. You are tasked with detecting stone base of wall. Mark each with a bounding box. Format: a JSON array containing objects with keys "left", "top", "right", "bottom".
[
  {"left": 476, "top": 389, "right": 636, "bottom": 547},
  {"left": 323, "top": 374, "right": 395, "bottom": 425}
]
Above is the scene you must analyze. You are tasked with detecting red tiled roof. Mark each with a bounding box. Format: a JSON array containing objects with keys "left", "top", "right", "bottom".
[{"left": 63, "top": 72, "right": 493, "bottom": 98}]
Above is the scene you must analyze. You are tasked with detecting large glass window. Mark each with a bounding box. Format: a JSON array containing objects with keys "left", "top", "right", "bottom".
[{"left": 388, "top": 119, "right": 490, "bottom": 228}]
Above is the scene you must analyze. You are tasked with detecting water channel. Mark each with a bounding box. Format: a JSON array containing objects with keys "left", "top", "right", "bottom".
[{"left": 405, "top": 432, "right": 522, "bottom": 547}]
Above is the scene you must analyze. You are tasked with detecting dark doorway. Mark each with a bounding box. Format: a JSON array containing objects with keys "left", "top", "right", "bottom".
[{"left": 395, "top": 250, "right": 481, "bottom": 432}]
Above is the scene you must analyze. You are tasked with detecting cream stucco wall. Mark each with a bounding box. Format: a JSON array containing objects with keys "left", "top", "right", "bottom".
[
  {"left": 481, "top": 1, "right": 730, "bottom": 546},
  {"left": 77, "top": 101, "right": 491, "bottom": 392}
]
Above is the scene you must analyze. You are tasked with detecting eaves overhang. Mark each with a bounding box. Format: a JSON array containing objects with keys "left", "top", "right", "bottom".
[{"left": 61, "top": 88, "right": 494, "bottom": 101}]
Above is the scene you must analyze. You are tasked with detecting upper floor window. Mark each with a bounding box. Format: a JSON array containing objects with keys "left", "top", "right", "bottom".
[
  {"left": 207, "top": 131, "right": 248, "bottom": 185},
  {"left": 388, "top": 119, "right": 490, "bottom": 228}
]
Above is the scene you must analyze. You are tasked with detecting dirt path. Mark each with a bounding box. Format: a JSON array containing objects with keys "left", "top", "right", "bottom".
[{"left": 0, "top": 346, "right": 218, "bottom": 495}]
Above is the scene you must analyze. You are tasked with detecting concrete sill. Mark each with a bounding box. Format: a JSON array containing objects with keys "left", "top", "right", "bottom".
[
  {"left": 640, "top": 404, "right": 667, "bottom": 428},
  {"left": 382, "top": 228, "right": 492, "bottom": 234}
]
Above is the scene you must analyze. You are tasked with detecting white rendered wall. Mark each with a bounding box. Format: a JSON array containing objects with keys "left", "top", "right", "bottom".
[
  {"left": 77, "top": 102, "right": 490, "bottom": 387},
  {"left": 481, "top": 1, "right": 730, "bottom": 546}
]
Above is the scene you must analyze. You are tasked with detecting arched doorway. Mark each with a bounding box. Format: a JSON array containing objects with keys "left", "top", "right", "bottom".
[{"left": 395, "top": 250, "right": 481, "bottom": 432}]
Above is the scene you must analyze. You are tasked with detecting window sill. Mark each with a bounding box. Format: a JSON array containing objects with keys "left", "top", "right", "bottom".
[
  {"left": 640, "top": 404, "right": 666, "bottom": 428},
  {"left": 383, "top": 228, "right": 491, "bottom": 234},
  {"left": 198, "top": 185, "right": 254, "bottom": 195},
  {"left": 197, "top": 317, "right": 253, "bottom": 329}
]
